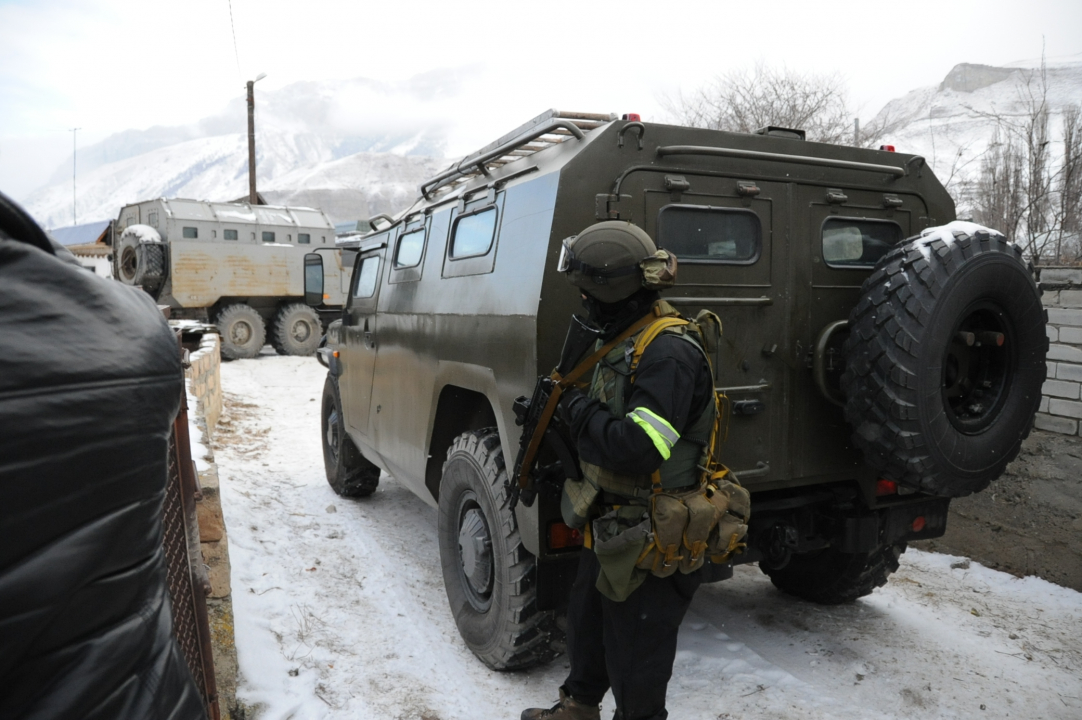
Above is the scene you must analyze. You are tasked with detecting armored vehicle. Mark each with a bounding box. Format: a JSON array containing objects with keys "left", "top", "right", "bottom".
[
  {"left": 113, "top": 198, "right": 351, "bottom": 359},
  {"left": 306, "top": 110, "right": 1047, "bottom": 670}
]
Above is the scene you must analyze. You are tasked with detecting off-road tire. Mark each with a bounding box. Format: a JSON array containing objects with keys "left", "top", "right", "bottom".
[
  {"left": 841, "top": 228, "right": 1047, "bottom": 497},
  {"left": 137, "top": 243, "right": 166, "bottom": 296},
  {"left": 321, "top": 376, "right": 380, "bottom": 497},
  {"left": 438, "top": 429, "right": 556, "bottom": 670},
  {"left": 273, "top": 303, "right": 322, "bottom": 356},
  {"left": 217, "top": 304, "right": 267, "bottom": 360},
  {"left": 763, "top": 541, "right": 907, "bottom": 604}
]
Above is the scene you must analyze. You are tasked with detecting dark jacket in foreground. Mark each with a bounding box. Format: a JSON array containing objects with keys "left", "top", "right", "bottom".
[{"left": 0, "top": 231, "right": 206, "bottom": 719}]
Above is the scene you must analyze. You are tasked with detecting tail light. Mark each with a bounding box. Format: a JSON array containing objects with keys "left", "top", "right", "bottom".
[
  {"left": 912, "top": 516, "right": 926, "bottom": 532},
  {"left": 548, "top": 521, "right": 584, "bottom": 550},
  {"left": 876, "top": 479, "right": 898, "bottom": 496}
]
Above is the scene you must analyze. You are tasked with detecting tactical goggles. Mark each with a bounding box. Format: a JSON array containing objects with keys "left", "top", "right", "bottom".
[{"left": 557, "top": 237, "right": 639, "bottom": 281}]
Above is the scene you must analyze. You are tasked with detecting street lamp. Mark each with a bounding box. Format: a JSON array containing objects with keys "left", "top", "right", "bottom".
[{"left": 247, "top": 73, "right": 267, "bottom": 205}]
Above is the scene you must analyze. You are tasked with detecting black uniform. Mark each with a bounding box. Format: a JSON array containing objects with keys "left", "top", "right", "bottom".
[{"left": 561, "top": 327, "right": 715, "bottom": 720}]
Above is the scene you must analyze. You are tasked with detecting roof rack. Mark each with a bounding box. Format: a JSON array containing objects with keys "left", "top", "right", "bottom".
[{"left": 420, "top": 110, "right": 616, "bottom": 200}]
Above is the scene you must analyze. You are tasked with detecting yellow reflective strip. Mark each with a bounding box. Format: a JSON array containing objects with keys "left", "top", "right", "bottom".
[{"left": 628, "top": 407, "right": 679, "bottom": 460}]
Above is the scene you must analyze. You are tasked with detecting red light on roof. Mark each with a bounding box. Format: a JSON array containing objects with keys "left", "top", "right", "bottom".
[
  {"left": 549, "top": 521, "right": 584, "bottom": 550},
  {"left": 623, "top": 113, "right": 641, "bottom": 122},
  {"left": 876, "top": 479, "right": 898, "bottom": 496},
  {"left": 912, "top": 516, "right": 926, "bottom": 532},
  {"left": 879, "top": 144, "right": 896, "bottom": 152}
]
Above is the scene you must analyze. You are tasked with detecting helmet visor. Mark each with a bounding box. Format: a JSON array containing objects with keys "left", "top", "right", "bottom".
[{"left": 557, "top": 237, "right": 576, "bottom": 273}]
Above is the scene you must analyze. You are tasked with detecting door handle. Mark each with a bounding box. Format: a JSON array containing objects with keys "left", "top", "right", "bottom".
[{"left": 364, "top": 332, "right": 376, "bottom": 350}]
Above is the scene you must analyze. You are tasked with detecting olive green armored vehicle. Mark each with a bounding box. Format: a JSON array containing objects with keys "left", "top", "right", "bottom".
[
  {"left": 114, "top": 197, "right": 350, "bottom": 359},
  {"left": 305, "top": 110, "right": 1047, "bottom": 670}
]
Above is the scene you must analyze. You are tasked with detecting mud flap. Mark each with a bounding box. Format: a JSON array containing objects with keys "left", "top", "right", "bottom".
[{"left": 883, "top": 497, "right": 951, "bottom": 544}]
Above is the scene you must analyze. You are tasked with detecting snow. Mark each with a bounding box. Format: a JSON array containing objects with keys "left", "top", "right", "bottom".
[
  {"left": 121, "top": 223, "right": 161, "bottom": 244},
  {"left": 214, "top": 353, "right": 1082, "bottom": 720}
]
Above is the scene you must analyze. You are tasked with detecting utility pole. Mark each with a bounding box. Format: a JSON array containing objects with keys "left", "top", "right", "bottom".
[
  {"left": 70, "top": 127, "right": 81, "bottom": 225},
  {"left": 247, "top": 73, "right": 266, "bottom": 205}
]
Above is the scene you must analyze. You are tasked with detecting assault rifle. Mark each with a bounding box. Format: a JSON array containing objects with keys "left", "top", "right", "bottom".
[{"left": 511, "top": 315, "right": 600, "bottom": 509}]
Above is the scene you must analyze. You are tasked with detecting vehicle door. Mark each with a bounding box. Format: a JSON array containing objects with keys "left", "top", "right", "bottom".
[
  {"left": 341, "top": 240, "right": 388, "bottom": 438},
  {"left": 793, "top": 185, "right": 924, "bottom": 478},
  {"left": 620, "top": 171, "right": 789, "bottom": 487}
]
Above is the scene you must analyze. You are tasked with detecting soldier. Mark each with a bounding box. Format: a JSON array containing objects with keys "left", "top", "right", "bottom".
[{"left": 521, "top": 221, "right": 717, "bottom": 720}]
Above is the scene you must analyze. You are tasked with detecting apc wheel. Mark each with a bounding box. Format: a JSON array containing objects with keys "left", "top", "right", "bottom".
[
  {"left": 217, "top": 304, "right": 266, "bottom": 360},
  {"left": 321, "top": 376, "right": 380, "bottom": 497},
  {"left": 841, "top": 228, "right": 1047, "bottom": 497},
  {"left": 763, "top": 541, "right": 906, "bottom": 604},
  {"left": 115, "top": 225, "right": 166, "bottom": 296},
  {"left": 273, "top": 303, "right": 322, "bottom": 356},
  {"left": 438, "top": 430, "right": 555, "bottom": 670}
]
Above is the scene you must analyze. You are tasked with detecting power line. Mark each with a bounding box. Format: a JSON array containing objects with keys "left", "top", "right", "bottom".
[{"left": 227, "top": 0, "right": 242, "bottom": 84}]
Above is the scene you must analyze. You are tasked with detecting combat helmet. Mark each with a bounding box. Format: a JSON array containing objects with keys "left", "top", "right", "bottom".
[{"left": 558, "top": 221, "right": 677, "bottom": 303}]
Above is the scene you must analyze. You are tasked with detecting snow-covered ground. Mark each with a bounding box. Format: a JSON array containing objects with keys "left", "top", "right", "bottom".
[{"left": 214, "top": 354, "right": 1082, "bottom": 720}]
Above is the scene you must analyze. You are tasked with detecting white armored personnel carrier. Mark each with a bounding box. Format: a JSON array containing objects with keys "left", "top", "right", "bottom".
[{"left": 113, "top": 198, "right": 352, "bottom": 358}]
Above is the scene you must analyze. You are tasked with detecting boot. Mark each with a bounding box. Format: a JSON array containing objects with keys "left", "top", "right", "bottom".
[{"left": 520, "top": 688, "right": 601, "bottom": 720}]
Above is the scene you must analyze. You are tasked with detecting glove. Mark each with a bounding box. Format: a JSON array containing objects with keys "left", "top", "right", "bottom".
[{"left": 558, "top": 386, "right": 596, "bottom": 436}]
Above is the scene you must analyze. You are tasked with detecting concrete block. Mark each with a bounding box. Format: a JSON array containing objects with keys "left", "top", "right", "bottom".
[
  {"left": 1060, "top": 326, "right": 1082, "bottom": 345},
  {"left": 1040, "top": 396, "right": 1049, "bottom": 412},
  {"left": 1047, "top": 325, "right": 1060, "bottom": 343},
  {"left": 1034, "top": 412, "right": 1079, "bottom": 434},
  {"left": 1043, "top": 379, "right": 1080, "bottom": 399},
  {"left": 1057, "top": 363, "right": 1082, "bottom": 382},
  {"left": 1042, "top": 290, "right": 1060, "bottom": 307},
  {"left": 1048, "top": 344, "right": 1082, "bottom": 363},
  {"left": 1049, "top": 398, "right": 1082, "bottom": 419},
  {"left": 1042, "top": 268, "right": 1082, "bottom": 284},
  {"left": 1060, "top": 290, "right": 1082, "bottom": 308},
  {"left": 1048, "top": 361, "right": 1058, "bottom": 378},
  {"left": 1048, "top": 308, "right": 1082, "bottom": 326}
]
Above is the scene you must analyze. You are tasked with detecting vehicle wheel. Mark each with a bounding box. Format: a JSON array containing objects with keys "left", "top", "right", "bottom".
[
  {"left": 762, "top": 541, "right": 906, "bottom": 604},
  {"left": 273, "top": 303, "right": 323, "bottom": 356},
  {"left": 438, "top": 429, "right": 556, "bottom": 670},
  {"left": 841, "top": 227, "right": 1047, "bottom": 497},
  {"left": 216, "top": 304, "right": 266, "bottom": 360},
  {"left": 114, "top": 225, "right": 165, "bottom": 296},
  {"left": 321, "top": 376, "right": 380, "bottom": 497}
]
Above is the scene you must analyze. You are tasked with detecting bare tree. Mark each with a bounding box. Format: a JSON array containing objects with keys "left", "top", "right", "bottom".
[{"left": 1053, "top": 103, "right": 1082, "bottom": 260}]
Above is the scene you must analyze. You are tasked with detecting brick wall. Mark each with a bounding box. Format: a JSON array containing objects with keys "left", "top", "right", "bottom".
[
  {"left": 185, "top": 334, "right": 222, "bottom": 437},
  {"left": 1037, "top": 269, "right": 1082, "bottom": 436}
]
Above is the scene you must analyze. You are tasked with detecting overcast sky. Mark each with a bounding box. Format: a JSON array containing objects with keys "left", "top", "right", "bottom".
[{"left": 1, "top": 0, "right": 1080, "bottom": 200}]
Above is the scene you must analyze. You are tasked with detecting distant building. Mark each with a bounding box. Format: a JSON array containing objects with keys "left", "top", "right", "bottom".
[{"left": 49, "top": 220, "right": 114, "bottom": 277}]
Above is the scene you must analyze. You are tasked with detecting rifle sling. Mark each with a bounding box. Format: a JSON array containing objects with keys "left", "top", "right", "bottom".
[{"left": 518, "top": 309, "right": 661, "bottom": 489}]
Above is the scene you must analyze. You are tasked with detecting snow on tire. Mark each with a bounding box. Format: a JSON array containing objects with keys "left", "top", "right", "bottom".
[
  {"left": 437, "top": 429, "right": 556, "bottom": 670},
  {"left": 841, "top": 223, "right": 1048, "bottom": 497}
]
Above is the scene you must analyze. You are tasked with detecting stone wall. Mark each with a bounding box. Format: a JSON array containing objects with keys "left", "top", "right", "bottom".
[
  {"left": 1038, "top": 269, "right": 1082, "bottom": 436},
  {"left": 183, "top": 334, "right": 239, "bottom": 719}
]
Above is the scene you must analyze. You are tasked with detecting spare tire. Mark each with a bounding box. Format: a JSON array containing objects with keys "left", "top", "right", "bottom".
[
  {"left": 841, "top": 224, "right": 1048, "bottom": 497},
  {"left": 115, "top": 225, "right": 166, "bottom": 296}
]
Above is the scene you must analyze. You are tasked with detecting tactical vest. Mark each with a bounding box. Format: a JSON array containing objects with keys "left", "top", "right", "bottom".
[{"left": 579, "top": 300, "right": 716, "bottom": 501}]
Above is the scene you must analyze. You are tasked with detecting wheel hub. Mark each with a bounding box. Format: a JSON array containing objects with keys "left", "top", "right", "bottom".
[
  {"left": 458, "top": 505, "right": 493, "bottom": 607},
  {"left": 231, "top": 320, "right": 252, "bottom": 345},
  {"left": 942, "top": 302, "right": 1014, "bottom": 434},
  {"left": 291, "top": 320, "right": 312, "bottom": 342}
]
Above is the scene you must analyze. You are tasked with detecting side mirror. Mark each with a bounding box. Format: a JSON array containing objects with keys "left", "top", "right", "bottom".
[{"left": 304, "top": 254, "right": 324, "bottom": 307}]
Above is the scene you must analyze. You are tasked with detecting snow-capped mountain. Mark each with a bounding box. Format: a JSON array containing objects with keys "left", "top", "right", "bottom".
[
  {"left": 22, "top": 76, "right": 449, "bottom": 229},
  {"left": 22, "top": 58, "right": 1082, "bottom": 231},
  {"left": 870, "top": 55, "right": 1082, "bottom": 206}
]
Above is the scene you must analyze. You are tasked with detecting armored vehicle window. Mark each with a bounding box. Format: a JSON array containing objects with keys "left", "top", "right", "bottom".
[
  {"left": 148, "top": 211, "right": 158, "bottom": 227},
  {"left": 394, "top": 229, "right": 425, "bottom": 268},
  {"left": 822, "top": 218, "right": 902, "bottom": 267},
  {"left": 656, "top": 205, "right": 760, "bottom": 264},
  {"left": 298, "top": 233, "right": 311, "bottom": 245},
  {"left": 182, "top": 226, "right": 198, "bottom": 239},
  {"left": 449, "top": 208, "right": 497, "bottom": 259},
  {"left": 353, "top": 256, "right": 380, "bottom": 299},
  {"left": 224, "top": 229, "right": 238, "bottom": 240},
  {"left": 262, "top": 231, "right": 275, "bottom": 243}
]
